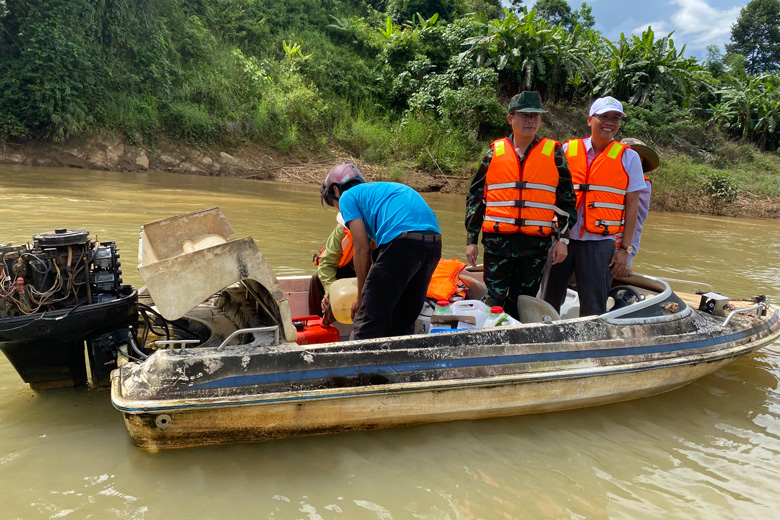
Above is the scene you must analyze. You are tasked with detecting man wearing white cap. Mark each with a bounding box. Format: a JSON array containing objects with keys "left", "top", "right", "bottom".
[{"left": 542, "top": 96, "right": 646, "bottom": 316}]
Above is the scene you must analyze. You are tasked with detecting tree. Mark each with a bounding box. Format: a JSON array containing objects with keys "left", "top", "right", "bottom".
[
  {"left": 387, "top": 0, "right": 463, "bottom": 23},
  {"left": 704, "top": 45, "right": 725, "bottom": 77},
  {"left": 726, "top": 0, "right": 780, "bottom": 74},
  {"left": 573, "top": 2, "right": 595, "bottom": 29},
  {"left": 535, "top": 0, "right": 574, "bottom": 29},
  {"left": 506, "top": 0, "right": 524, "bottom": 14}
]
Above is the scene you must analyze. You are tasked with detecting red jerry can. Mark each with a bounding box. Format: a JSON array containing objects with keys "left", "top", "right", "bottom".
[{"left": 292, "top": 315, "right": 340, "bottom": 345}]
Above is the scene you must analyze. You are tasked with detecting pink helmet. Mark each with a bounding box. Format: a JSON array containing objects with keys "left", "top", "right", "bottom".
[{"left": 320, "top": 162, "right": 365, "bottom": 207}]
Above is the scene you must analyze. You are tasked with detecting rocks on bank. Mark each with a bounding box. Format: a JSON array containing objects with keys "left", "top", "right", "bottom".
[
  {"left": 1, "top": 135, "right": 283, "bottom": 179},
  {"left": 0, "top": 135, "right": 460, "bottom": 193}
]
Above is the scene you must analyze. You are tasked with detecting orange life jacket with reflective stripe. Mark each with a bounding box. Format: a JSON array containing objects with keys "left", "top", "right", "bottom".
[
  {"left": 313, "top": 227, "right": 354, "bottom": 268},
  {"left": 566, "top": 139, "right": 629, "bottom": 238},
  {"left": 482, "top": 137, "right": 560, "bottom": 236},
  {"left": 426, "top": 258, "right": 467, "bottom": 301}
]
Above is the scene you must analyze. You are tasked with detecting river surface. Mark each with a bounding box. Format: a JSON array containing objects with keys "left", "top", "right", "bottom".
[{"left": 1, "top": 165, "right": 779, "bottom": 519}]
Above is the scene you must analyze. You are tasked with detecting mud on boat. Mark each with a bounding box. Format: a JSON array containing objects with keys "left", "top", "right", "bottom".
[{"left": 106, "top": 208, "right": 780, "bottom": 451}]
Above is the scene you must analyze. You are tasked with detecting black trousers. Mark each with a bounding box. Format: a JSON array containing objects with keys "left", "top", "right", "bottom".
[
  {"left": 351, "top": 236, "right": 441, "bottom": 340},
  {"left": 542, "top": 239, "right": 615, "bottom": 316}
]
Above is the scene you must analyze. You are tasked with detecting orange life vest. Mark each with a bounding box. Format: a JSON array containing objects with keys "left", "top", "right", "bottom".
[
  {"left": 426, "top": 258, "right": 467, "bottom": 301},
  {"left": 482, "top": 137, "right": 560, "bottom": 236},
  {"left": 313, "top": 227, "right": 354, "bottom": 268},
  {"left": 567, "top": 139, "right": 629, "bottom": 238}
]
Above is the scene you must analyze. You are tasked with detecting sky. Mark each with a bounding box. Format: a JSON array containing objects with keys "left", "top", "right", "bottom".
[{"left": 526, "top": 0, "right": 750, "bottom": 61}]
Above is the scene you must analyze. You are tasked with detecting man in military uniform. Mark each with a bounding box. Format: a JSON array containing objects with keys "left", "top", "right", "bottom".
[{"left": 465, "top": 91, "right": 577, "bottom": 320}]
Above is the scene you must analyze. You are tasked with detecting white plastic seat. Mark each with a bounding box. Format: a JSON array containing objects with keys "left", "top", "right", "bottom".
[{"left": 516, "top": 295, "right": 561, "bottom": 323}]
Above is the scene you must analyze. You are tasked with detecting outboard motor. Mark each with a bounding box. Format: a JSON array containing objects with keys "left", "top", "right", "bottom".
[
  {"left": 0, "top": 229, "right": 137, "bottom": 389},
  {"left": 1, "top": 228, "right": 124, "bottom": 317}
]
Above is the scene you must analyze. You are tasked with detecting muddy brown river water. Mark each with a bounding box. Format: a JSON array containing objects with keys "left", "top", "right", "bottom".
[{"left": 1, "top": 165, "right": 780, "bottom": 519}]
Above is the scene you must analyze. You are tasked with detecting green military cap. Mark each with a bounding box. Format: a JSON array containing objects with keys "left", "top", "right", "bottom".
[{"left": 508, "top": 91, "right": 547, "bottom": 114}]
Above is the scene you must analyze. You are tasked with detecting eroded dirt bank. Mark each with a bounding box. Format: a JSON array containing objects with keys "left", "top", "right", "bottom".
[
  {"left": 0, "top": 136, "right": 466, "bottom": 194},
  {"left": 2, "top": 136, "right": 778, "bottom": 218}
]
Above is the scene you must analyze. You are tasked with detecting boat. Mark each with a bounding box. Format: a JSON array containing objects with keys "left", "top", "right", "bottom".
[
  {"left": 108, "top": 207, "right": 780, "bottom": 451},
  {"left": 1, "top": 229, "right": 137, "bottom": 388}
]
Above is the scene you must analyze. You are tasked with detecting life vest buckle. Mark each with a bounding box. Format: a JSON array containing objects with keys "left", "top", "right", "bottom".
[{"left": 579, "top": 183, "right": 590, "bottom": 192}]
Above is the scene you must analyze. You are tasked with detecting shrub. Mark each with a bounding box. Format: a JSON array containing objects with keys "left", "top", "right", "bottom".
[
  {"left": 700, "top": 172, "right": 740, "bottom": 215},
  {"left": 621, "top": 98, "right": 708, "bottom": 148},
  {"left": 162, "top": 102, "right": 217, "bottom": 145}
]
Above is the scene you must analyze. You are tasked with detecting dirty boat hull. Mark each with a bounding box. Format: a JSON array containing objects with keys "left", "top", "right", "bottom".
[{"left": 112, "top": 307, "right": 780, "bottom": 451}]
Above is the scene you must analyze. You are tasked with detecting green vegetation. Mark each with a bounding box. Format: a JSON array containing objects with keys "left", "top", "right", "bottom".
[{"left": 1, "top": 0, "right": 779, "bottom": 215}]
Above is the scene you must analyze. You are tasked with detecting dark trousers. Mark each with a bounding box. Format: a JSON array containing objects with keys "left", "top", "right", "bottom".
[
  {"left": 308, "top": 265, "right": 356, "bottom": 316},
  {"left": 542, "top": 239, "right": 615, "bottom": 316},
  {"left": 351, "top": 236, "right": 441, "bottom": 340}
]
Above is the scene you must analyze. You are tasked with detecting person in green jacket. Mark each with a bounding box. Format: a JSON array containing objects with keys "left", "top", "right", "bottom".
[{"left": 308, "top": 211, "right": 357, "bottom": 321}]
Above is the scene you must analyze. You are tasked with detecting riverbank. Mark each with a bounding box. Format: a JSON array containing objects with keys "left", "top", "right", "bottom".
[{"left": 2, "top": 135, "right": 779, "bottom": 219}]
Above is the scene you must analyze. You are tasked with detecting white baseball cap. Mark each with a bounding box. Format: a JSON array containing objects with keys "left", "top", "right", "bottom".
[{"left": 589, "top": 96, "right": 626, "bottom": 116}]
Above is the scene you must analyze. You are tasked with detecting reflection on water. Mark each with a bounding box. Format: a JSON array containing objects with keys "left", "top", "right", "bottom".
[{"left": 1, "top": 165, "right": 780, "bottom": 518}]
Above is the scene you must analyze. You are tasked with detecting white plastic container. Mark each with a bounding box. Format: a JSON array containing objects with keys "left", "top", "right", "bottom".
[
  {"left": 560, "top": 289, "right": 581, "bottom": 319},
  {"left": 429, "top": 299, "right": 486, "bottom": 333},
  {"left": 415, "top": 302, "right": 435, "bottom": 334},
  {"left": 449, "top": 300, "right": 490, "bottom": 328},
  {"left": 430, "top": 316, "right": 477, "bottom": 333}
]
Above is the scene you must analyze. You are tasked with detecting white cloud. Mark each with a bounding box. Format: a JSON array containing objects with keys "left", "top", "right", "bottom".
[
  {"left": 631, "top": 21, "right": 671, "bottom": 36},
  {"left": 668, "top": 0, "right": 742, "bottom": 49}
]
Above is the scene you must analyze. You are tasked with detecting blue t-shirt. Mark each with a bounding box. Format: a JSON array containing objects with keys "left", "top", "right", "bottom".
[{"left": 339, "top": 182, "right": 440, "bottom": 246}]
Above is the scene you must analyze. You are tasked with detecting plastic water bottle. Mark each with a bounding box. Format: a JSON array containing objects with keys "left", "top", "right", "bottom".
[
  {"left": 485, "top": 306, "right": 520, "bottom": 327},
  {"left": 430, "top": 300, "right": 453, "bottom": 333},
  {"left": 434, "top": 300, "right": 451, "bottom": 315}
]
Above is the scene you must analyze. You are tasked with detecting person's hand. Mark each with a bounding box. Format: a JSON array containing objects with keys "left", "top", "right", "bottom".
[
  {"left": 551, "top": 240, "right": 568, "bottom": 265},
  {"left": 610, "top": 249, "right": 633, "bottom": 278},
  {"left": 351, "top": 295, "right": 363, "bottom": 320},
  {"left": 321, "top": 294, "right": 329, "bottom": 315},
  {"left": 466, "top": 244, "right": 479, "bottom": 267}
]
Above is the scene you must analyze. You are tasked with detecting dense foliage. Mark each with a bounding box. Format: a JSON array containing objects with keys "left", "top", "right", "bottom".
[
  {"left": 1, "top": 0, "right": 779, "bottom": 175},
  {"left": 726, "top": 0, "right": 780, "bottom": 75}
]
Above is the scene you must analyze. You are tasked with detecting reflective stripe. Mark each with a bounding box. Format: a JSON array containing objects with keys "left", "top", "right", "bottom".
[
  {"left": 484, "top": 215, "right": 517, "bottom": 224},
  {"left": 525, "top": 182, "right": 556, "bottom": 193},
  {"left": 494, "top": 140, "right": 506, "bottom": 157},
  {"left": 588, "top": 185, "right": 626, "bottom": 195},
  {"left": 590, "top": 201, "right": 625, "bottom": 211},
  {"left": 486, "top": 181, "right": 556, "bottom": 193},
  {"left": 486, "top": 200, "right": 559, "bottom": 211},
  {"left": 595, "top": 219, "right": 624, "bottom": 227},
  {"left": 485, "top": 216, "right": 556, "bottom": 227},
  {"left": 542, "top": 140, "right": 555, "bottom": 156},
  {"left": 522, "top": 219, "right": 556, "bottom": 227},
  {"left": 486, "top": 182, "right": 519, "bottom": 190},
  {"left": 607, "top": 145, "right": 621, "bottom": 159},
  {"left": 568, "top": 140, "right": 579, "bottom": 157}
]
